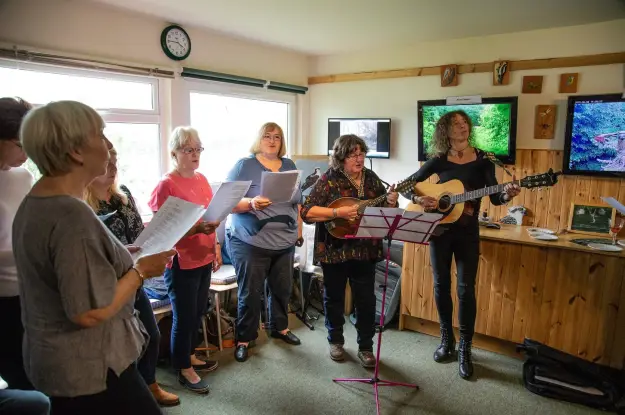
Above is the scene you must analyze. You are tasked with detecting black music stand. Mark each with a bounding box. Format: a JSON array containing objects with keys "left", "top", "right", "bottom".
[{"left": 334, "top": 207, "right": 442, "bottom": 415}]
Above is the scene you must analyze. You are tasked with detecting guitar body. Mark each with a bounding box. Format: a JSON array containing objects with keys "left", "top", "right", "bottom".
[
  {"left": 325, "top": 197, "right": 365, "bottom": 239},
  {"left": 405, "top": 179, "right": 466, "bottom": 225}
]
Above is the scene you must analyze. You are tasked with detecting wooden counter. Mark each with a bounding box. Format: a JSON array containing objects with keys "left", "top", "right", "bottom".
[{"left": 400, "top": 224, "right": 625, "bottom": 369}]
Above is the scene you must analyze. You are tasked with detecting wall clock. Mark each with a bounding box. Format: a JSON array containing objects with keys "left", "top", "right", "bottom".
[{"left": 160, "top": 24, "right": 191, "bottom": 61}]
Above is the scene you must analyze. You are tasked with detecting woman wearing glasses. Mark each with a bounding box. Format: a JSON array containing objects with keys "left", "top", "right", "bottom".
[
  {"left": 148, "top": 127, "right": 222, "bottom": 394},
  {"left": 301, "top": 134, "right": 398, "bottom": 367},
  {"left": 226, "top": 122, "right": 303, "bottom": 363}
]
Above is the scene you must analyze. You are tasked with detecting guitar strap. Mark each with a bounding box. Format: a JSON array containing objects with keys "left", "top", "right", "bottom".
[{"left": 485, "top": 152, "right": 513, "bottom": 177}]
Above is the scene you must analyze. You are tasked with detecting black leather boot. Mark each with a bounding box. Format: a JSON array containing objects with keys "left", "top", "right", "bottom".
[
  {"left": 458, "top": 336, "right": 474, "bottom": 379},
  {"left": 433, "top": 326, "right": 456, "bottom": 363}
]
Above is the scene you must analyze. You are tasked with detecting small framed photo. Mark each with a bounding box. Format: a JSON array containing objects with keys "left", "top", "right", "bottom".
[{"left": 567, "top": 203, "right": 615, "bottom": 236}]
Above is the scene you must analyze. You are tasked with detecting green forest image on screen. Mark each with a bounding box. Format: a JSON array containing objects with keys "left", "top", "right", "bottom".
[{"left": 422, "top": 103, "right": 511, "bottom": 155}]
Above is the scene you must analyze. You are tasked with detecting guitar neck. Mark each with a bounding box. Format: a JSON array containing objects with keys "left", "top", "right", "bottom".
[{"left": 452, "top": 180, "right": 519, "bottom": 204}]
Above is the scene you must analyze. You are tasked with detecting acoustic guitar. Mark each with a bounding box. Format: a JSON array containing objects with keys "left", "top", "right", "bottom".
[
  {"left": 324, "top": 176, "right": 417, "bottom": 239},
  {"left": 405, "top": 169, "right": 561, "bottom": 224}
]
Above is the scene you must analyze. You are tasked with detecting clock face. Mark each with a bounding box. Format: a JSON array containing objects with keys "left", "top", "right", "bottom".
[{"left": 161, "top": 26, "right": 191, "bottom": 60}]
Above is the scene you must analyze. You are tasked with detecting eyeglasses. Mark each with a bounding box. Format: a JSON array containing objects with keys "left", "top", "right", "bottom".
[
  {"left": 346, "top": 153, "right": 366, "bottom": 160},
  {"left": 262, "top": 136, "right": 282, "bottom": 143},
  {"left": 180, "top": 147, "right": 204, "bottom": 155}
]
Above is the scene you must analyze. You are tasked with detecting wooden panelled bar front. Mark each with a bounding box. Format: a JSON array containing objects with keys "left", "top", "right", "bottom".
[{"left": 399, "top": 149, "right": 625, "bottom": 369}]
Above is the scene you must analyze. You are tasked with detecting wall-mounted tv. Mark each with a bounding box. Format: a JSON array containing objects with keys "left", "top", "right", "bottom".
[
  {"left": 417, "top": 96, "right": 518, "bottom": 164},
  {"left": 328, "top": 118, "right": 391, "bottom": 159},
  {"left": 563, "top": 93, "right": 625, "bottom": 178}
]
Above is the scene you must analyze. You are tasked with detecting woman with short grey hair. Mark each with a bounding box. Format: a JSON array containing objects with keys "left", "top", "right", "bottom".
[{"left": 12, "top": 100, "right": 175, "bottom": 414}]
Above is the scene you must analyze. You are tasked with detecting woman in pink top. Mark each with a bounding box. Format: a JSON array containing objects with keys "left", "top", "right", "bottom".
[{"left": 148, "top": 127, "right": 222, "bottom": 394}]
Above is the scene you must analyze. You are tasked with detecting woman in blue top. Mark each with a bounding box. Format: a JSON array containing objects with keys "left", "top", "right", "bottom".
[{"left": 226, "top": 122, "right": 303, "bottom": 363}]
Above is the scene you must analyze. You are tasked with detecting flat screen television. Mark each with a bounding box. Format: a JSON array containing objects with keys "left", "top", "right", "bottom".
[
  {"left": 563, "top": 93, "right": 625, "bottom": 178},
  {"left": 417, "top": 96, "right": 518, "bottom": 164},
  {"left": 328, "top": 118, "right": 391, "bottom": 159}
]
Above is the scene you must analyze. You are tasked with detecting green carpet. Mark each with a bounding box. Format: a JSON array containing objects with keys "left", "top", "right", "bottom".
[{"left": 156, "top": 315, "right": 602, "bottom": 415}]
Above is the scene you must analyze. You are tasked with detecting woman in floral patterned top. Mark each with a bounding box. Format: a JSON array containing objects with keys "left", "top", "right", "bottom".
[
  {"left": 301, "top": 134, "right": 398, "bottom": 367},
  {"left": 84, "top": 147, "right": 180, "bottom": 408}
]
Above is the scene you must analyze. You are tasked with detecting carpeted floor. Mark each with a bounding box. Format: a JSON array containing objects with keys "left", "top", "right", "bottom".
[{"left": 156, "top": 315, "right": 602, "bottom": 415}]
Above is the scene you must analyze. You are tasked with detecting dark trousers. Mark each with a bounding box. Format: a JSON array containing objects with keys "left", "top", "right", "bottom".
[
  {"left": 428, "top": 222, "right": 479, "bottom": 339},
  {"left": 134, "top": 288, "right": 160, "bottom": 385},
  {"left": 49, "top": 364, "right": 161, "bottom": 415},
  {"left": 163, "top": 256, "right": 212, "bottom": 370},
  {"left": 0, "top": 389, "right": 49, "bottom": 415},
  {"left": 228, "top": 236, "right": 294, "bottom": 343},
  {"left": 321, "top": 260, "right": 376, "bottom": 351},
  {"left": 0, "top": 296, "right": 33, "bottom": 390}
]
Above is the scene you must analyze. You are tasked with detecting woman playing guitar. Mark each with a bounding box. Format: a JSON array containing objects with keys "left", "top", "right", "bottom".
[
  {"left": 300, "top": 134, "right": 398, "bottom": 368},
  {"left": 404, "top": 110, "right": 520, "bottom": 380}
]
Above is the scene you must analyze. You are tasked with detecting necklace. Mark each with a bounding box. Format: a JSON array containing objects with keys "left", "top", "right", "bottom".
[
  {"left": 341, "top": 169, "right": 365, "bottom": 198},
  {"left": 449, "top": 144, "right": 471, "bottom": 159}
]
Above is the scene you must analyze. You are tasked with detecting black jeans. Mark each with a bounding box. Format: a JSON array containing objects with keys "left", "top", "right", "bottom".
[
  {"left": 0, "top": 296, "right": 33, "bottom": 390},
  {"left": 49, "top": 364, "right": 161, "bottom": 415},
  {"left": 228, "top": 236, "right": 294, "bottom": 343},
  {"left": 321, "top": 260, "right": 377, "bottom": 351},
  {"left": 163, "top": 256, "right": 212, "bottom": 370},
  {"left": 428, "top": 222, "right": 479, "bottom": 339},
  {"left": 134, "top": 288, "right": 160, "bottom": 385}
]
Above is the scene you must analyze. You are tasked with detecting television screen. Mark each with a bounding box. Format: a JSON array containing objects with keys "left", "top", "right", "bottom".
[
  {"left": 563, "top": 93, "right": 625, "bottom": 177},
  {"left": 328, "top": 118, "right": 391, "bottom": 159},
  {"left": 417, "top": 97, "right": 518, "bottom": 164}
]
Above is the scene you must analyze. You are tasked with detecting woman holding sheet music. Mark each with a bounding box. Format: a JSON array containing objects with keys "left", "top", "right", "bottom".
[
  {"left": 148, "top": 126, "right": 222, "bottom": 394},
  {"left": 404, "top": 111, "right": 520, "bottom": 380},
  {"left": 301, "top": 134, "right": 398, "bottom": 368},
  {"left": 226, "top": 122, "right": 303, "bottom": 363}
]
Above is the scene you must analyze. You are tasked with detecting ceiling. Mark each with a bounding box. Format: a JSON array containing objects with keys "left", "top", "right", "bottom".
[{"left": 89, "top": 0, "right": 625, "bottom": 56}]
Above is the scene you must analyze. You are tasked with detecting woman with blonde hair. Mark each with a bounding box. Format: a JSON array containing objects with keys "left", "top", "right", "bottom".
[
  {"left": 84, "top": 147, "right": 180, "bottom": 407},
  {"left": 226, "top": 122, "right": 303, "bottom": 363},
  {"left": 148, "top": 126, "right": 221, "bottom": 394},
  {"left": 12, "top": 100, "right": 175, "bottom": 414}
]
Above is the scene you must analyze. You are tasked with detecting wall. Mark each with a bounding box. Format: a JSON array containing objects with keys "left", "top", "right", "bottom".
[{"left": 308, "top": 20, "right": 625, "bottom": 199}]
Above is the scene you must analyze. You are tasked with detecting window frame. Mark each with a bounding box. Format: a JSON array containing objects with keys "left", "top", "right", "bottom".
[{"left": 183, "top": 79, "right": 298, "bottom": 157}]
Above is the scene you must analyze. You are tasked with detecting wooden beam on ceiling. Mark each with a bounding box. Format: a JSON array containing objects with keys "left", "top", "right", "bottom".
[{"left": 307, "top": 52, "right": 625, "bottom": 85}]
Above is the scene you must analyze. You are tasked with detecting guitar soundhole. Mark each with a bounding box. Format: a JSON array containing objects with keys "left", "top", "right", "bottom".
[{"left": 438, "top": 195, "right": 452, "bottom": 212}]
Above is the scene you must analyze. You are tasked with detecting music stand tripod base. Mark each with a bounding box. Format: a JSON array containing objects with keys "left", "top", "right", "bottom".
[{"left": 331, "top": 207, "right": 441, "bottom": 415}]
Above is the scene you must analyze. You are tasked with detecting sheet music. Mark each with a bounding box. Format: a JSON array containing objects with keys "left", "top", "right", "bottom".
[
  {"left": 353, "top": 207, "right": 443, "bottom": 243},
  {"left": 601, "top": 196, "right": 625, "bottom": 215},
  {"left": 202, "top": 181, "right": 252, "bottom": 222},
  {"left": 260, "top": 170, "right": 301, "bottom": 203},
  {"left": 132, "top": 196, "right": 206, "bottom": 260}
]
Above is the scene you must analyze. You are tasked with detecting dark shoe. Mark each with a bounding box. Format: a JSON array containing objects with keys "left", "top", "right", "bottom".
[
  {"left": 433, "top": 326, "right": 456, "bottom": 363},
  {"left": 193, "top": 360, "right": 219, "bottom": 372},
  {"left": 329, "top": 344, "right": 345, "bottom": 361},
  {"left": 234, "top": 343, "right": 249, "bottom": 362},
  {"left": 270, "top": 330, "right": 301, "bottom": 345},
  {"left": 177, "top": 373, "right": 209, "bottom": 394},
  {"left": 458, "top": 337, "right": 474, "bottom": 380},
  {"left": 357, "top": 350, "right": 376, "bottom": 368}
]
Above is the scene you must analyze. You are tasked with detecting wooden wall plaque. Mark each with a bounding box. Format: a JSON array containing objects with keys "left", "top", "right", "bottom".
[{"left": 534, "top": 105, "right": 557, "bottom": 139}]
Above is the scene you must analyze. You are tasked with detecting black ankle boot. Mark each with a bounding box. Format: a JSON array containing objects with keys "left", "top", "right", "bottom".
[
  {"left": 433, "top": 326, "right": 456, "bottom": 363},
  {"left": 458, "top": 336, "right": 474, "bottom": 379}
]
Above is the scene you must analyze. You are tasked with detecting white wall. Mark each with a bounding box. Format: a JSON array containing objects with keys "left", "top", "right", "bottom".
[{"left": 308, "top": 20, "right": 625, "bottom": 189}]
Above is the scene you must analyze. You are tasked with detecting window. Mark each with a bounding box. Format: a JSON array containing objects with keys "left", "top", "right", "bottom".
[
  {"left": 0, "top": 61, "right": 164, "bottom": 215},
  {"left": 187, "top": 81, "right": 294, "bottom": 182}
]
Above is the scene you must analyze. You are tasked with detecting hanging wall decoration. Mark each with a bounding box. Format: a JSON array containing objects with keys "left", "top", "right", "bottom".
[
  {"left": 522, "top": 75, "right": 543, "bottom": 94},
  {"left": 440, "top": 64, "right": 458, "bottom": 87},
  {"left": 534, "top": 105, "right": 557, "bottom": 139},
  {"left": 559, "top": 73, "right": 579, "bottom": 93},
  {"left": 493, "top": 61, "right": 510, "bottom": 85}
]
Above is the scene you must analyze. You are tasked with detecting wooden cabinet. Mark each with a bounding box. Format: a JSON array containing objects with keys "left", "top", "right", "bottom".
[{"left": 400, "top": 225, "right": 625, "bottom": 369}]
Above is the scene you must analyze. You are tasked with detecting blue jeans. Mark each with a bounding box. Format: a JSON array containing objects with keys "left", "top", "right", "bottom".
[
  {"left": 134, "top": 289, "right": 160, "bottom": 385},
  {"left": 0, "top": 389, "right": 49, "bottom": 415},
  {"left": 163, "top": 256, "right": 212, "bottom": 370},
  {"left": 321, "top": 260, "right": 377, "bottom": 351},
  {"left": 228, "top": 236, "right": 294, "bottom": 343}
]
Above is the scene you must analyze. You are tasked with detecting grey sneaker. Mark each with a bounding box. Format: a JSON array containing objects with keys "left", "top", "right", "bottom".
[
  {"left": 329, "top": 344, "right": 345, "bottom": 361},
  {"left": 358, "top": 350, "right": 376, "bottom": 368}
]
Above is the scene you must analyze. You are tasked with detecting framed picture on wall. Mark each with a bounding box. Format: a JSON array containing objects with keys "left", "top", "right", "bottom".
[
  {"left": 567, "top": 203, "right": 615, "bottom": 236},
  {"left": 291, "top": 155, "right": 330, "bottom": 201}
]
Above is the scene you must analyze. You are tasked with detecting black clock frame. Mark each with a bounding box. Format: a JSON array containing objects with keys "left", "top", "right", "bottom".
[{"left": 160, "top": 24, "right": 191, "bottom": 61}]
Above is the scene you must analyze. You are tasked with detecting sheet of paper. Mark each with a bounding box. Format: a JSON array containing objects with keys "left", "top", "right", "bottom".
[
  {"left": 601, "top": 196, "right": 625, "bottom": 215},
  {"left": 132, "top": 196, "right": 206, "bottom": 260},
  {"left": 260, "top": 170, "right": 301, "bottom": 203},
  {"left": 202, "top": 181, "right": 252, "bottom": 222},
  {"left": 97, "top": 211, "right": 117, "bottom": 222},
  {"left": 354, "top": 207, "right": 442, "bottom": 243}
]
